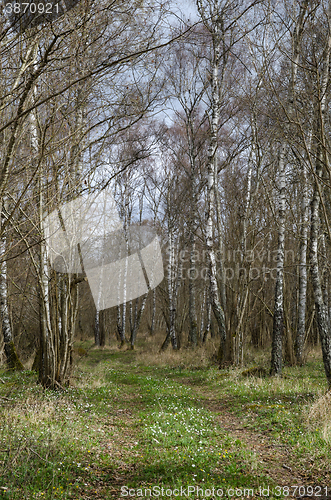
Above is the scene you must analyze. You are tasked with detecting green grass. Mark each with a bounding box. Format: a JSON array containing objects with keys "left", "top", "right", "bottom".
[{"left": 0, "top": 344, "right": 330, "bottom": 499}]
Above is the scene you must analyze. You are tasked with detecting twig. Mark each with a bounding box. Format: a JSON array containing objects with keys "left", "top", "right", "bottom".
[
  {"left": 282, "top": 464, "right": 292, "bottom": 471},
  {"left": 28, "top": 448, "right": 53, "bottom": 464},
  {"left": 53, "top": 380, "right": 65, "bottom": 391}
]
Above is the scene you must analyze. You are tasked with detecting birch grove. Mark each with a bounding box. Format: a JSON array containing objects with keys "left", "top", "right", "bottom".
[{"left": 2, "top": 0, "right": 331, "bottom": 389}]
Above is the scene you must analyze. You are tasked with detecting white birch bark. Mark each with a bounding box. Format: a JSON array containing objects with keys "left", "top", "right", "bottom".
[
  {"left": 234, "top": 147, "right": 254, "bottom": 366},
  {"left": 0, "top": 198, "right": 23, "bottom": 369},
  {"left": 30, "top": 94, "right": 57, "bottom": 387},
  {"left": 150, "top": 288, "right": 156, "bottom": 336},
  {"left": 121, "top": 183, "right": 130, "bottom": 344},
  {"left": 129, "top": 192, "right": 149, "bottom": 348},
  {"left": 38, "top": 171, "right": 56, "bottom": 387},
  {"left": 295, "top": 150, "right": 309, "bottom": 364},
  {"left": 203, "top": 290, "right": 212, "bottom": 343},
  {"left": 161, "top": 182, "right": 179, "bottom": 351},
  {"left": 271, "top": 0, "right": 309, "bottom": 376},
  {"left": 36, "top": 66, "right": 84, "bottom": 386},
  {"left": 94, "top": 310, "right": 100, "bottom": 346},
  {"left": 310, "top": 155, "right": 331, "bottom": 385},
  {"left": 270, "top": 142, "right": 286, "bottom": 376},
  {"left": 309, "top": 4, "right": 331, "bottom": 384},
  {"left": 214, "top": 167, "right": 226, "bottom": 312},
  {"left": 199, "top": 286, "right": 206, "bottom": 342},
  {"left": 167, "top": 206, "right": 177, "bottom": 350},
  {"left": 309, "top": 19, "right": 331, "bottom": 386},
  {"left": 116, "top": 182, "right": 130, "bottom": 347},
  {"left": 187, "top": 117, "right": 198, "bottom": 347},
  {"left": 200, "top": 2, "right": 226, "bottom": 361},
  {"left": 188, "top": 232, "right": 198, "bottom": 346},
  {"left": 94, "top": 240, "right": 105, "bottom": 347}
]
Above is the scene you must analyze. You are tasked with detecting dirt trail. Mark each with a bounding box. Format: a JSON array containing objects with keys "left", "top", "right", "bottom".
[
  {"left": 173, "top": 372, "right": 330, "bottom": 498},
  {"left": 197, "top": 395, "right": 330, "bottom": 499},
  {"left": 207, "top": 398, "right": 305, "bottom": 483},
  {"left": 92, "top": 382, "right": 330, "bottom": 500}
]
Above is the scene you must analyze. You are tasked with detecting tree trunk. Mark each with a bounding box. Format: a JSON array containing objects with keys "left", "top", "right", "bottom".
[
  {"left": 167, "top": 218, "right": 177, "bottom": 350},
  {"left": 295, "top": 159, "right": 309, "bottom": 365},
  {"left": 270, "top": 142, "right": 286, "bottom": 376},
  {"left": 117, "top": 304, "right": 126, "bottom": 347},
  {"left": 94, "top": 310, "right": 100, "bottom": 346},
  {"left": 270, "top": 0, "right": 310, "bottom": 375},
  {"left": 309, "top": 0, "right": 331, "bottom": 386},
  {"left": 206, "top": 57, "right": 226, "bottom": 363},
  {"left": 202, "top": 289, "right": 212, "bottom": 343},
  {"left": 199, "top": 286, "right": 206, "bottom": 342},
  {"left": 310, "top": 153, "right": 331, "bottom": 385},
  {"left": 130, "top": 294, "right": 148, "bottom": 348},
  {"left": 188, "top": 233, "right": 198, "bottom": 346},
  {"left": 150, "top": 288, "right": 156, "bottom": 336},
  {"left": 1, "top": 302, "right": 23, "bottom": 371},
  {"left": 0, "top": 202, "right": 23, "bottom": 370},
  {"left": 214, "top": 166, "right": 226, "bottom": 312},
  {"left": 197, "top": 0, "right": 227, "bottom": 363}
]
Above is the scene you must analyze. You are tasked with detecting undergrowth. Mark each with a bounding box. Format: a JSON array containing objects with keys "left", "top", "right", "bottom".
[{"left": 0, "top": 341, "right": 329, "bottom": 499}]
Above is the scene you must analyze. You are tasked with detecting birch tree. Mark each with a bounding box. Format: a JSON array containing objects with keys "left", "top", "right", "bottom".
[
  {"left": 0, "top": 197, "right": 24, "bottom": 369},
  {"left": 165, "top": 34, "right": 208, "bottom": 347},
  {"left": 196, "top": 0, "right": 257, "bottom": 362},
  {"left": 295, "top": 144, "right": 310, "bottom": 365},
  {"left": 196, "top": 0, "right": 228, "bottom": 362},
  {"left": 270, "top": 0, "right": 310, "bottom": 376},
  {"left": 308, "top": 0, "right": 331, "bottom": 385}
]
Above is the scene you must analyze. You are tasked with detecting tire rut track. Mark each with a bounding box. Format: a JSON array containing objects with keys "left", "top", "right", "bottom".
[{"left": 179, "top": 383, "right": 328, "bottom": 498}]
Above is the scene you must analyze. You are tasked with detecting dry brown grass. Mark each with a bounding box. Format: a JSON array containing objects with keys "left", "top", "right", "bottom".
[
  {"left": 306, "top": 389, "right": 331, "bottom": 443},
  {"left": 134, "top": 331, "right": 219, "bottom": 368}
]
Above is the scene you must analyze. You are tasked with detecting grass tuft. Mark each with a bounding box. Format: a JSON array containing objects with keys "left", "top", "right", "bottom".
[{"left": 306, "top": 389, "right": 331, "bottom": 443}]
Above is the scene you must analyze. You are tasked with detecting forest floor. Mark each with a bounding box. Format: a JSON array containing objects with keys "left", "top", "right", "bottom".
[{"left": 0, "top": 337, "right": 331, "bottom": 500}]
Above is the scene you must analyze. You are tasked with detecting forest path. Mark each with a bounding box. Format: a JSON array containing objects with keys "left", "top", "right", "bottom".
[
  {"left": 66, "top": 349, "right": 331, "bottom": 500},
  {"left": 183, "top": 384, "right": 329, "bottom": 500},
  {"left": 2, "top": 348, "right": 330, "bottom": 500},
  {"left": 205, "top": 397, "right": 308, "bottom": 488},
  {"left": 105, "top": 379, "right": 327, "bottom": 500}
]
